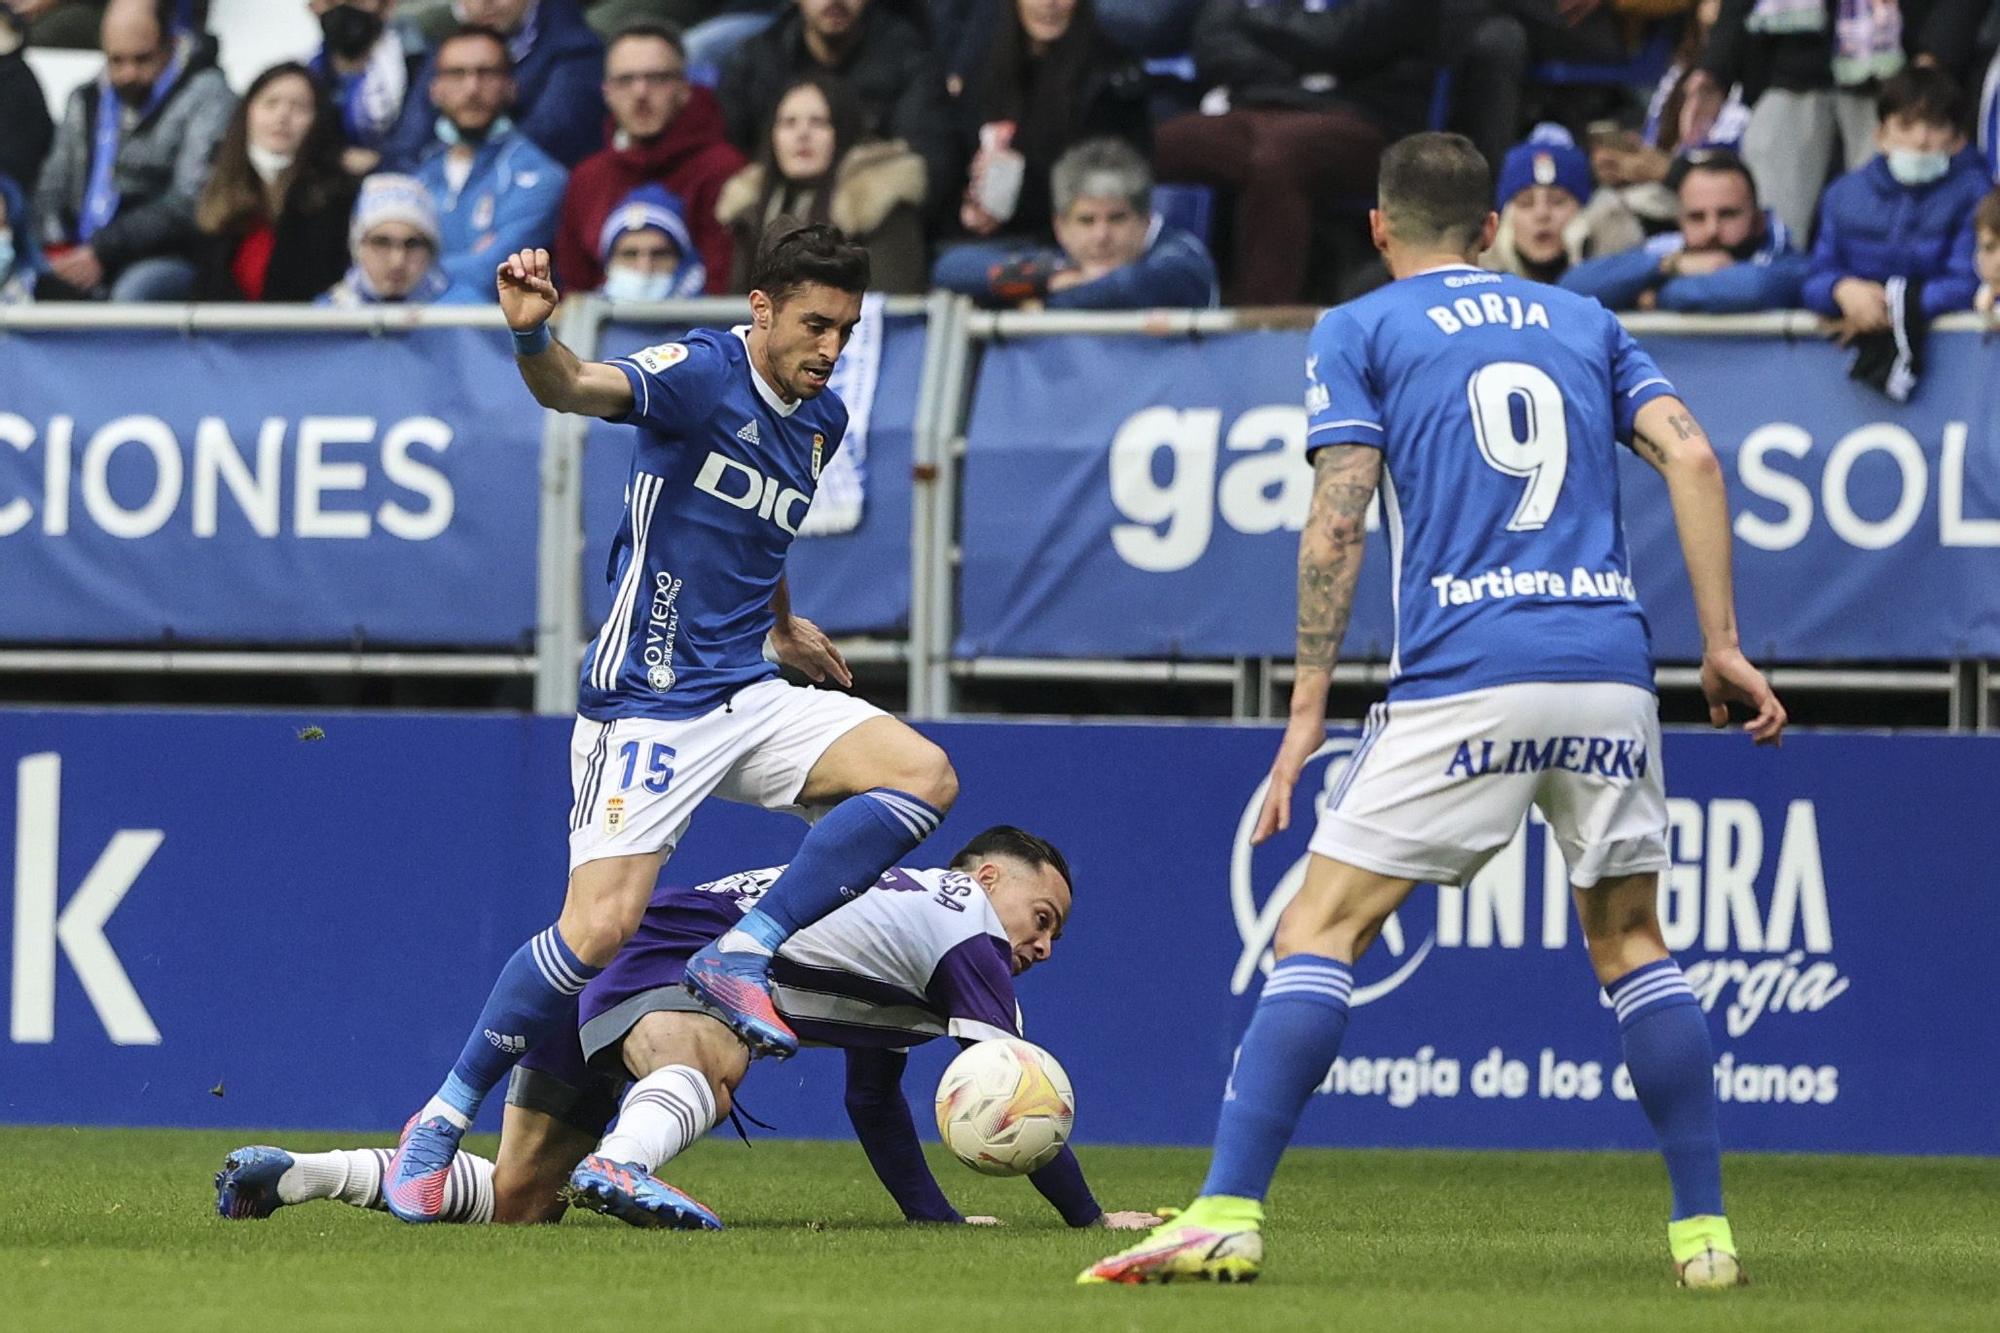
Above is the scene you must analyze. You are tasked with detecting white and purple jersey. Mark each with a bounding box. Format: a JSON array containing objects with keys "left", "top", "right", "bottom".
[
  {"left": 582, "top": 327, "right": 849, "bottom": 721},
  {"left": 580, "top": 864, "right": 1023, "bottom": 1052},
  {"left": 1307, "top": 265, "right": 1675, "bottom": 700}
]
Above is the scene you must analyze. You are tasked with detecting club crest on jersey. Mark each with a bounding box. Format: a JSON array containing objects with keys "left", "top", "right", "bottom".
[
  {"left": 812, "top": 433, "right": 825, "bottom": 479},
  {"left": 605, "top": 795, "right": 625, "bottom": 834},
  {"left": 634, "top": 342, "right": 689, "bottom": 374}
]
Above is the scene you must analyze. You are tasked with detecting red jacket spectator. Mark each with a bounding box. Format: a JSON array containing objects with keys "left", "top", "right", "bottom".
[{"left": 556, "top": 78, "right": 742, "bottom": 293}]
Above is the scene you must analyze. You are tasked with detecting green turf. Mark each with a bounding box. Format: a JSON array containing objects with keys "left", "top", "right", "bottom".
[{"left": 1, "top": 1128, "right": 1995, "bottom": 1332}]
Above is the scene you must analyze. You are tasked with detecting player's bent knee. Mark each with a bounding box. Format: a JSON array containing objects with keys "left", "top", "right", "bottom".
[{"left": 905, "top": 743, "right": 958, "bottom": 811}]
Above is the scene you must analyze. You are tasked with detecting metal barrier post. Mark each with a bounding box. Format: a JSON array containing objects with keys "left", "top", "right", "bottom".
[
  {"left": 924, "top": 297, "right": 976, "bottom": 717},
  {"left": 906, "top": 290, "right": 955, "bottom": 718},
  {"left": 532, "top": 297, "right": 606, "bottom": 716}
]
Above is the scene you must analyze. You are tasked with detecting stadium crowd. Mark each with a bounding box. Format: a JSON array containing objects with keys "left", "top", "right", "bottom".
[{"left": 2, "top": 0, "right": 1999, "bottom": 330}]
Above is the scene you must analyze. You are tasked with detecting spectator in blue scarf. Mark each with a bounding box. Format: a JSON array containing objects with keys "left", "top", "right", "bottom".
[
  {"left": 308, "top": 0, "right": 429, "bottom": 177},
  {"left": 33, "top": 0, "right": 234, "bottom": 300}
]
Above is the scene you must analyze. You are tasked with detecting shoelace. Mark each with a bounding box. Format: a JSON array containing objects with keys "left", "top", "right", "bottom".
[{"left": 396, "top": 1121, "right": 458, "bottom": 1176}]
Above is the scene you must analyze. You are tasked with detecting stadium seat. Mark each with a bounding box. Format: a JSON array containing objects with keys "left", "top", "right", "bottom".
[{"left": 1154, "top": 183, "right": 1215, "bottom": 246}]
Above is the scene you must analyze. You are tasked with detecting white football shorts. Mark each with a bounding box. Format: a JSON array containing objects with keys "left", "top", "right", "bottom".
[
  {"left": 1308, "top": 681, "right": 1669, "bottom": 888},
  {"left": 566, "top": 679, "right": 886, "bottom": 872}
]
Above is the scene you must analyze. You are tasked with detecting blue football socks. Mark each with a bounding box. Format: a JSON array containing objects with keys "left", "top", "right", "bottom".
[
  {"left": 429, "top": 926, "right": 601, "bottom": 1127},
  {"left": 1609, "top": 959, "right": 1725, "bottom": 1219},
  {"left": 732, "top": 788, "right": 942, "bottom": 950},
  {"left": 1201, "top": 954, "right": 1354, "bottom": 1201}
]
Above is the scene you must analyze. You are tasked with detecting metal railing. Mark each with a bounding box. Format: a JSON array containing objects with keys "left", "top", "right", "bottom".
[{"left": 1, "top": 301, "right": 1992, "bottom": 728}]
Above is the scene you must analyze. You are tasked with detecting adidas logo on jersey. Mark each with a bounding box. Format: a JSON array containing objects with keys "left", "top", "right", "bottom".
[
  {"left": 736, "top": 421, "right": 760, "bottom": 445},
  {"left": 484, "top": 1029, "right": 527, "bottom": 1055}
]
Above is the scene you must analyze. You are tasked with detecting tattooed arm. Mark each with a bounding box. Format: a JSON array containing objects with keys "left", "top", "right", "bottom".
[
  {"left": 1252, "top": 444, "right": 1383, "bottom": 843},
  {"left": 1630, "top": 396, "right": 1786, "bottom": 745}
]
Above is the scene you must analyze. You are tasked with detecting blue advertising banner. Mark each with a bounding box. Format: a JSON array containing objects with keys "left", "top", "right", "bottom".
[
  {"left": 0, "top": 328, "right": 539, "bottom": 647},
  {"left": 2, "top": 710, "right": 1992, "bottom": 1159},
  {"left": 582, "top": 315, "right": 923, "bottom": 638},
  {"left": 959, "top": 328, "right": 2000, "bottom": 661}
]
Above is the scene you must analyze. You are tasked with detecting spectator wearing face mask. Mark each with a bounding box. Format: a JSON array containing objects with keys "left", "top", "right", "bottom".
[
  {"left": 1805, "top": 64, "right": 1988, "bottom": 336},
  {"left": 34, "top": 0, "right": 235, "bottom": 301},
  {"left": 0, "top": 4, "right": 55, "bottom": 193},
  {"left": 1561, "top": 150, "right": 1807, "bottom": 312},
  {"left": 320, "top": 170, "right": 451, "bottom": 302},
  {"left": 385, "top": 0, "right": 607, "bottom": 169},
  {"left": 409, "top": 23, "right": 567, "bottom": 301},
  {"left": 0, "top": 173, "right": 44, "bottom": 303},
  {"left": 594, "top": 181, "right": 706, "bottom": 298},
  {"left": 193, "top": 63, "right": 360, "bottom": 301},
  {"left": 931, "top": 136, "right": 1217, "bottom": 309},
  {"left": 554, "top": 20, "right": 742, "bottom": 295},
  {"left": 1480, "top": 124, "right": 1643, "bottom": 285},
  {"left": 307, "top": 0, "right": 429, "bottom": 178},
  {"left": 716, "top": 69, "right": 926, "bottom": 291}
]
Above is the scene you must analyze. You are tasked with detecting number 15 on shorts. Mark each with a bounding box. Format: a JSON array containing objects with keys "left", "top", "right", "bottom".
[{"left": 618, "top": 740, "right": 676, "bottom": 794}]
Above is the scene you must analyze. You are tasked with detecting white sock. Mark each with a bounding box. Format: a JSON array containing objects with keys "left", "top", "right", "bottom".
[
  {"left": 440, "top": 1152, "right": 495, "bottom": 1224},
  {"left": 276, "top": 1147, "right": 490, "bottom": 1221},
  {"left": 595, "top": 1065, "right": 718, "bottom": 1172},
  {"left": 277, "top": 1148, "right": 389, "bottom": 1206},
  {"left": 716, "top": 928, "right": 773, "bottom": 958},
  {"left": 416, "top": 1096, "right": 472, "bottom": 1131}
]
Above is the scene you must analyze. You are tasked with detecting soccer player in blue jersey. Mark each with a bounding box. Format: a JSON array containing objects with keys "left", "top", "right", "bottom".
[
  {"left": 220, "top": 828, "right": 1155, "bottom": 1233},
  {"left": 1083, "top": 133, "right": 1786, "bottom": 1289},
  {"left": 382, "top": 222, "right": 962, "bottom": 1223}
]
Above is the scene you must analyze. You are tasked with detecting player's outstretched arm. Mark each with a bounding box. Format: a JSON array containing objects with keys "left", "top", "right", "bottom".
[
  {"left": 496, "top": 248, "right": 636, "bottom": 419},
  {"left": 841, "top": 1048, "right": 971, "bottom": 1223},
  {"left": 1631, "top": 396, "right": 1786, "bottom": 745},
  {"left": 1254, "top": 444, "right": 1382, "bottom": 844}
]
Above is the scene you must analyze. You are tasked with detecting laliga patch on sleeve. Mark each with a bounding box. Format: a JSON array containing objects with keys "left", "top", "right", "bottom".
[{"left": 634, "top": 342, "right": 689, "bottom": 374}]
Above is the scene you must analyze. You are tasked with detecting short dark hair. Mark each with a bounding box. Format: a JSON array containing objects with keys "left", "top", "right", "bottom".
[
  {"left": 950, "top": 826, "right": 1073, "bottom": 893},
  {"left": 437, "top": 23, "right": 513, "bottom": 73},
  {"left": 1377, "top": 132, "right": 1493, "bottom": 251},
  {"left": 1877, "top": 64, "right": 1963, "bottom": 128},
  {"left": 1976, "top": 186, "right": 2000, "bottom": 239},
  {"left": 607, "top": 19, "right": 686, "bottom": 61},
  {"left": 746, "top": 219, "right": 871, "bottom": 304},
  {"left": 1670, "top": 148, "right": 1760, "bottom": 208}
]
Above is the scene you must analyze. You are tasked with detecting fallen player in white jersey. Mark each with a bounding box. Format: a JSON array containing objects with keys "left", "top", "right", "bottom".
[{"left": 216, "top": 827, "right": 1156, "bottom": 1232}]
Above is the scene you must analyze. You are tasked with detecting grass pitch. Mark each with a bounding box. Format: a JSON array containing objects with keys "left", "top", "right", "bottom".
[{"left": 2, "top": 1128, "right": 1995, "bottom": 1332}]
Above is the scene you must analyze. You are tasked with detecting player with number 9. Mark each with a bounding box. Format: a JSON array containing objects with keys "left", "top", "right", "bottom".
[{"left": 1083, "top": 132, "right": 1786, "bottom": 1289}]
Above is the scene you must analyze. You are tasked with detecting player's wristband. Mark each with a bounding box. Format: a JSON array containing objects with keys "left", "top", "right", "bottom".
[{"left": 512, "top": 322, "right": 551, "bottom": 356}]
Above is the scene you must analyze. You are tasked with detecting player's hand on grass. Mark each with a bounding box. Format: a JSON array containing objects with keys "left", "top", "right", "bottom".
[
  {"left": 770, "top": 615, "right": 853, "bottom": 688},
  {"left": 1253, "top": 715, "right": 1327, "bottom": 844},
  {"left": 1099, "top": 1210, "right": 1163, "bottom": 1230},
  {"left": 496, "top": 248, "right": 559, "bottom": 330},
  {"left": 1701, "top": 647, "right": 1786, "bottom": 746}
]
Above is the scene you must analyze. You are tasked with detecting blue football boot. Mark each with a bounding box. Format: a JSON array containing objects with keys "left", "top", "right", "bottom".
[
  {"left": 682, "top": 943, "right": 797, "bottom": 1058},
  {"left": 214, "top": 1146, "right": 294, "bottom": 1220},
  {"left": 565, "top": 1155, "right": 723, "bottom": 1231}
]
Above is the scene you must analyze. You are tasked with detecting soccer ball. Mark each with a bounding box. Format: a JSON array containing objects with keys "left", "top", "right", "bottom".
[{"left": 933, "top": 1038, "right": 1075, "bottom": 1177}]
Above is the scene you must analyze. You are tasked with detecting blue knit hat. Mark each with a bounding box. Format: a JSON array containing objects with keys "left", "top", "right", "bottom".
[
  {"left": 1495, "top": 124, "right": 1594, "bottom": 209},
  {"left": 598, "top": 184, "right": 707, "bottom": 296}
]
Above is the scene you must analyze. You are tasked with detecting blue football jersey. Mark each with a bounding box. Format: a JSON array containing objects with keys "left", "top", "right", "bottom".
[
  {"left": 580, "top": 326, "right": 848, "bottom": 720},
  {"left": 1306, "top": 265, "right": 1676, "bottom": 700}
]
